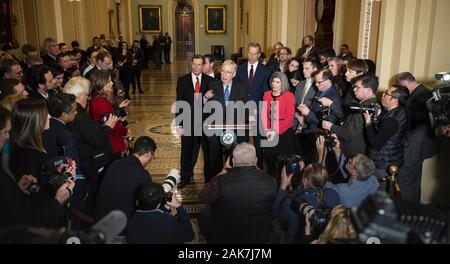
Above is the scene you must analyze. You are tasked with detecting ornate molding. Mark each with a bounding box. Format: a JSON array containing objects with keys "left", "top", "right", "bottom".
[
  {"left": 361, "top": 0, "right": 374, "bottom": 59},
  {"left": 16, "top": 0, "right": 27, "bottom": 44},
  {"left": 267, "top": 0, "right": 272, "bottom": 49}
]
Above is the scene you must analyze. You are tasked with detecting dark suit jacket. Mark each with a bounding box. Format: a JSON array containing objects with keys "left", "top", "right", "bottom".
[
  {"left": 235, "top": 63, "right": 271, "bottom": 104},
  {"left": 0, "top": 168, "right": 67, "bottom": 229},
  {"left": 42, "top": 118, "right": 78, "bottom": 160},
  {"left": 306, "top": 86, "right": 342, "bottom": 132},
  {"left": 66, "top": 104, "right": 112, "bottom": 182},
  {"left": 175, "top": 73, "right": 215, "bottom": 131},
  {"left": 205, "top": 80, "right": 248, "bottom": 127},
  {"left": 41, "top": 54, "right": 57, "bottom": 67},
  {"left": 131, "top": 47, "right": 143, "bottom": 72},
  {"left": 406, "top": 84, "right": 437, "bottom": 159},
  {"left": 94, "top": 155, "right": 152, "bottom": 220},
  {"left": 26, "top": 88, "right": 48, "bottom": 102},
  {"left": 294, "top": 79, "right": 317, "bottom": 130},
  {"left": 295, "top": 46, "right": 320, "bottom": 61}
]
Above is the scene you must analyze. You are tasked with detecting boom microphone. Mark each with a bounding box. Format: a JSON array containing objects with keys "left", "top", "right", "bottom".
[{"left": 81, "top": 210, "right": 127, "bottom": 244}]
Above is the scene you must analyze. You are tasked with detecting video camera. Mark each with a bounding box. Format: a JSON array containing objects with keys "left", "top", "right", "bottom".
[
  {"left": 351, "top": 191, "right": 449, "bottom": 244},
  {"left": 290, "top": 196, "right": 331, "bottom": 236},
  {"left": 426, "top": 72, "right": 450, "bottom": 129},
  {"left": 350, "top": 103, "right": 382, "bottom": 123},
  {"left": 162, "top": 169, "right": 181, "bottom": 204}
]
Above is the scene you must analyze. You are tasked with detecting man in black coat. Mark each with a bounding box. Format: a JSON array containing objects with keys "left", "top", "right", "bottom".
[
  {"left": 295, "top": 35, "right": 320, "bottom": 62},
  {"left": 198, "top": 143, "right": 276, "bottom": 244},
  {"left": 298, "top": 69, "right": 343, "bottom": 134},
  {"left": 235, "top": 43, "right": 271, "bottom": 168},
  {"left": 131, "top": 40, "right": 144, "bottom": 94},
  {"left": 322, "top": 74, "right": 380, "bottom": 158},
  {"left": 175, "top": 55, "right": 215, "bottom": 188},
  {"left": 203, "top": 60, "right": 248, "bottom": 181},
  {"left": 94, "top": 136, "right": 156, "bottom": 220},
  {"left": 396, "top": 72, "right": 437, "bottom": 202}
]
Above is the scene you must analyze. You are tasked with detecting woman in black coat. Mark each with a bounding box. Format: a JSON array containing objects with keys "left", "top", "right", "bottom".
[{"left": 7, "top": 100, "right": 74, "bottom": 228}]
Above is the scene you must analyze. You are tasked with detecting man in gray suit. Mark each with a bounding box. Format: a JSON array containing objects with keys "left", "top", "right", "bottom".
[
  {"left": 396, "top": 72, "right": 437, "bottom": 202},
  {"left": 293, "top": 58, "right": 319, "bottom": 162}
]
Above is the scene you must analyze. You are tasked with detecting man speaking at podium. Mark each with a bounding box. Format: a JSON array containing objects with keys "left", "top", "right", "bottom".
[{"left": 203, "top": 60, "right": 248, "bottom": 182}]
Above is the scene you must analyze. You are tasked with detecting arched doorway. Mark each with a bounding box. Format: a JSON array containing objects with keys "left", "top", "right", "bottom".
[{"left": 175, "top": 1, "right": 194, "bottom": 59}]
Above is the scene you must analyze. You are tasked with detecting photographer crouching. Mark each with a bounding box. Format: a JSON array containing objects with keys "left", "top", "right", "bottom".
[
  {"left": 126, "top": 182, "right": 194, "bottom": 244},
  {"left": 273, "top": 162, "right": 340, "bottom": 243}
]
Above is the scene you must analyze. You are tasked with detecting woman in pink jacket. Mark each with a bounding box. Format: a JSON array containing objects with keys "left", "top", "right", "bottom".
[{"left": 261, "top": 72, "right": 296, "bottom": 177}]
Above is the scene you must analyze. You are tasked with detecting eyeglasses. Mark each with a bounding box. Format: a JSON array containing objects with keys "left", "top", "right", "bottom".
[
  {"left": 383, "top": 91, "right": 398, "bottom": 99},
  {"left": 315, "top": 79, "right": 328, "bottom": 85}
]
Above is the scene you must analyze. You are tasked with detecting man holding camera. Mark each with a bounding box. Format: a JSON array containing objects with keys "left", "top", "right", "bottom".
[
  {"left": 322, "top": 74, "right": 379, "bottom": 157},
  {"left": 364, "top": 85, "right": 410, "bottom": 179},
  {"left": 126, "top": 182, "right": 194, "bottom": 244},
  {"left": 326, "top": 153, "right": 379, "bottom": 208},
  {"left": 94, "top": 136, "right": 155, "bottom": 220},
  {"left": 198, "top": 143, "right": 276, "bottom": 243},
  {"left": 396, "top": 72, "right": 437, "bottom": 202},
  {"left": 298, "top": 69, "right": 343, "bottom": 134}
]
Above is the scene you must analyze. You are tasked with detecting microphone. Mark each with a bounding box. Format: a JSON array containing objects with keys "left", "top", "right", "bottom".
[{"left": 81, "top": 210, "right": 127, "bottom": 244}]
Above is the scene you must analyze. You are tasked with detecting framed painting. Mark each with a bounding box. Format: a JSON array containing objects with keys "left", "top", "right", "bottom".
[
  {"left": 139, "top": 5, "right": 162, "bottom": 33},
  {"left": 205, "top": 5, "right": 226, "bottom": 34}
]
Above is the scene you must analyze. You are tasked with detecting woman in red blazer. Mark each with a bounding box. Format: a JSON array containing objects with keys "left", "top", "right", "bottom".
[
  {"left": 89, "top": 70, "right": 129, "bottom": 161},
  {"left": 261, "top": 71, "right": 296, "bottom": 177}
]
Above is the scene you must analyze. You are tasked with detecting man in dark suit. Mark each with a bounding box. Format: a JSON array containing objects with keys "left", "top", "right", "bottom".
[
  {"left": 43, "top": 93, "right": 79, "bottom": 159},
  {"left": 41, "top": 38, "right": 60, "bottom": 67},
  {"left": 140, "top": 35, "right": 150, "bottom": 69},
  {"left": 298, "top": 69, "right": 343, "bottom": 134},
  {"left": 25, "top": 64, "right": 56, "bottom": 101},
  {"left": 396, "top": 72, "right": 437, "bottom": 202},
  {"left": 131, "top": 40, "right": 144, "bottom": 94},
  {"left": 235, "top": 43, "right": 271, "bottom": 167},
  {"left": 295, "top": 35, "right": 320, "bottom": 62},
  {"left": 94, "top": 136, "right": 155, "bottom": 220},
  {"left": 175, "top": 55, "right": 215, "bottom": 188},
  {"left": 203, "top": 60, "right": 248, "bottom": 181},
  {"left": 293, "top": 58, "right": 319, "bottom": 160}
]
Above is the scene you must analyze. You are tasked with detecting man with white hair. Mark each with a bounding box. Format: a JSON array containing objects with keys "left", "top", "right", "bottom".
[
  {"left": 198, "top": 143, "right": 276, "bottom": 244},
  {"left": 203, "top": 59, "right": 248, "bottom": 182}
]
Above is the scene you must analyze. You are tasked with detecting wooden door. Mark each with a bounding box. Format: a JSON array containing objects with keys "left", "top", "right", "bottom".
[{"left": 175, "top": 3, "right": 194, "bottom": 59}]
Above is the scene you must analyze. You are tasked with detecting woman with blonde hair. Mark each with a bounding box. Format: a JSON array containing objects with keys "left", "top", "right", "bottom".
[{"left": 311, "top": 204, "right": 357, "bottom": 244}]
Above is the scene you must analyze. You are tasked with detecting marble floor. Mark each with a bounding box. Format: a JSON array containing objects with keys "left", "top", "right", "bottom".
[{"left": 126, "top": 59, "right": 206, "bottom": 243}]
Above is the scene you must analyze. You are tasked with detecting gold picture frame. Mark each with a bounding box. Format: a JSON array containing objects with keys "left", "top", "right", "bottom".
[
  {"left": 139, "top": 5, "right": 162, "bottom": 34},
  {"left": 205, "top": 5, "right": 226, "bottom": 34}
]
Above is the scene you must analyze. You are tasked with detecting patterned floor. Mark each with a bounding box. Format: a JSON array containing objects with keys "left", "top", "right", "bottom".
[{"left": 126, "top": 60, "right": 207, "bottom": 243}]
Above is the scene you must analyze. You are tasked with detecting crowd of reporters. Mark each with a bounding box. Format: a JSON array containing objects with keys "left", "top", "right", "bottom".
[{"left": 0, "top": 33, "right": 448, "bottom": 244}]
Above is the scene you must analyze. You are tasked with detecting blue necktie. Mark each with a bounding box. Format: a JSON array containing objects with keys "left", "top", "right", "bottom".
[{"left": 224, "top": 85, "right": 230, "bottom": 106}]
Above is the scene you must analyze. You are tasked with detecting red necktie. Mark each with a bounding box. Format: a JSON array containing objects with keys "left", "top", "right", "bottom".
[
  {"left": 195, "top": 77, "right": 200, "bottom": 93},
  {"left": 249, "top": 65, "right": 254, "bottom": 86}
]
